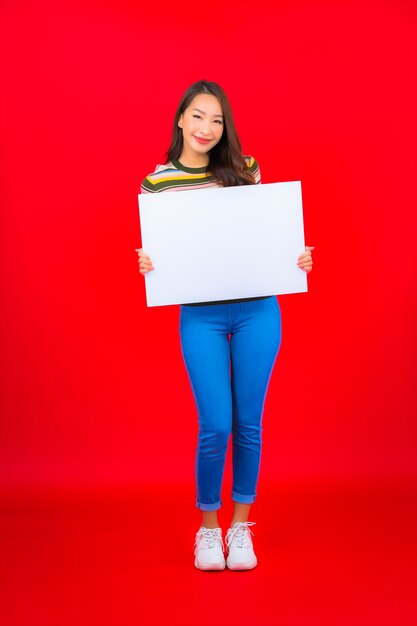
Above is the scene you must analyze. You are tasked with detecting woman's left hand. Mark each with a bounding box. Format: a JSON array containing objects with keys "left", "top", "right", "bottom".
[{"left": 297, "top": 246, "right": 315, "bottom": 273}]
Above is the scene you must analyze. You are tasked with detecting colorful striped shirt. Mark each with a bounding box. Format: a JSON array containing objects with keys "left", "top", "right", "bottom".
[
  {"left": 139, "top": 155, "right": 270, "bottom": 306},
  {"left": 140, "top": 155, "right": 261, "bottom": 194}
]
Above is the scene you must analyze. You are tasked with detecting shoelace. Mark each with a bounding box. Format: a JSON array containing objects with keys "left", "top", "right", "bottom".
[
  {"left": 225, "top": 521, "right": 256, "bottom": 550},
  {"left": 194, "top": 527, "right": 225, "bottom": 551}
]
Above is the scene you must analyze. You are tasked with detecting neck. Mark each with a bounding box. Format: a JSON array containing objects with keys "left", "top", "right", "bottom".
[{"left": 178, "top": 147, "right": 209, "bottom": 168}]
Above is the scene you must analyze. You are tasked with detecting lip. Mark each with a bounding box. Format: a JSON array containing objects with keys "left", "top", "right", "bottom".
[{"left": 193, "top": 136, "right": 212, "bottom": 145}]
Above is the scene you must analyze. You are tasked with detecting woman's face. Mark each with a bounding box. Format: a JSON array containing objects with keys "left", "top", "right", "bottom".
[{"left": 178, "top": 93, "right": 224, "bottom": 162}]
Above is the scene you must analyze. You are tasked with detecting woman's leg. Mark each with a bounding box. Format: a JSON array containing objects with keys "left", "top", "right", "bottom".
[
  {"left": 229, "top": 297, "right": 282, "bottom": 515},
  {"left": 201, "top": 511, "right": 220, "bottom": 529},
  {"left": 230, "top": 502, "right": 252, "bottom": 526},
  {"left": 179, "top": 304, "right": 232, "bottom": 517}
]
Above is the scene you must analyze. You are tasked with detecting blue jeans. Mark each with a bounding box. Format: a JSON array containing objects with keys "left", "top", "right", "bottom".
[{"left": 179, "top": 296, "right": 282, "bottom": 511}]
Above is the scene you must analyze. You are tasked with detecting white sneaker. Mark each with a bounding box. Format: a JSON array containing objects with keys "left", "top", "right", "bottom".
[
  {"left": 194, "top": 526, "right": 226, "bottom": 571},
  {"left": 225, "top": 521, "right": 257, "bottom": 570}
]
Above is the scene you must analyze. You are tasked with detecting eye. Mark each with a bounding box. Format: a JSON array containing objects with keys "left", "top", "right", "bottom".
[
  {"left": 192, "top": 114, "right": 202, "bottom": 120},
  {"left": 214, "top": 119, "right": 223, "bottom": 125}
]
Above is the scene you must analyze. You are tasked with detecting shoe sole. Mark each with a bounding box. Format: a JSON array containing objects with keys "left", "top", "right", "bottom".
[
  {"left": 226, "top": 557, "right": 257, "bottom": 570},
  {"left": 194, "top": 557, "right": 226, "bottom": 571}
]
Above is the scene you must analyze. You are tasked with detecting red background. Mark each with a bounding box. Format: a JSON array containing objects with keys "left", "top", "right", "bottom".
[
  {"left": 1, "top": 2, "right": 417, "bottom": 625},
  {"left": 1, "top": 0, "right": 416, "bottom": 488}
]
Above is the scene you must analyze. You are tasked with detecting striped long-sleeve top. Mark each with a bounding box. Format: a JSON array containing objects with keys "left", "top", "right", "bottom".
[
  {"left": 141, "top": 155, "right": 260, "bottom": 193},
  {"left": 139, "top": 155, "right": 270, "bottom": 305}
]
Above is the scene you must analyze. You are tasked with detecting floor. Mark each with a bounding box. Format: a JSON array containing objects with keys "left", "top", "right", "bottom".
[{"left": 1, "top": 478, "right": 416, "bottom": 626}]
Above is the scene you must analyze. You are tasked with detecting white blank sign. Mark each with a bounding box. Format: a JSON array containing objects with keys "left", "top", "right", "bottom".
[{"left": 138, "top": 181, "right": 307, "bottom": 307}]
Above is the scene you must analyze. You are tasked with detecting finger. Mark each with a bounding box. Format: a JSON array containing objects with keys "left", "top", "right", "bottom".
[
  {"left": 298, "top": 260, "right": 313, "bottom": 269},
  {"left": 135, "top": 249, "right": 150, "bottom": 259},
  {"left": 305, "top": 246, "right": 315, "bottom": 251}
]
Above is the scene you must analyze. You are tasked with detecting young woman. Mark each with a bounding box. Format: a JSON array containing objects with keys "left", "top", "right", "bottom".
[{"left": 136, "top": 80, "right": 314, "bottom": 571}]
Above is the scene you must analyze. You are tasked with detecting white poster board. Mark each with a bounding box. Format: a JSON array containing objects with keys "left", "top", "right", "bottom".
[{"left": 138, "top": 181, "right": 307, "bottom": 307}]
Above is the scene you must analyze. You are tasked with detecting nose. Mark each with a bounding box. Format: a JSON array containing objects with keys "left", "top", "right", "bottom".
[{"left": 201, "top": 119, "right": 212, "bottom": 136}]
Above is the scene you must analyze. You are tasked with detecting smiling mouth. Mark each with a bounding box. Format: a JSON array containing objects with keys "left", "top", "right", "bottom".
[{"left": 194, "top": 136, "right": 212, "bottom": 144}]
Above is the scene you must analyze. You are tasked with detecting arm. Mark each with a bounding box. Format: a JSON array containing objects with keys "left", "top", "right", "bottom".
[
  {"left": 136, "top": 176, "right": 156, "bottom": 275},
  {"left": 247, "top": 156, "right": 314, "bottom": 272}
]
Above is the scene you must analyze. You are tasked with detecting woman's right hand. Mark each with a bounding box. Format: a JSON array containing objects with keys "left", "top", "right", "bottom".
[{"left": 135, "top": 248, "right": 154, "bottom": 275}]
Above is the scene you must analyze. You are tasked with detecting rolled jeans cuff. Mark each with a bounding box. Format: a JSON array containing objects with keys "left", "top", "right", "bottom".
[
  {"left": 196, "top": 499, "right": 222, "bottom": 511},
  {"left": 232, "top": 491, "right": 256, "bottom": 504}
]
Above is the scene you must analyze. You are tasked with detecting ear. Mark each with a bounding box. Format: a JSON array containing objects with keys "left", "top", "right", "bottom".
[{"left": 178, "top": 114, "right": 183, "bottom": 129}]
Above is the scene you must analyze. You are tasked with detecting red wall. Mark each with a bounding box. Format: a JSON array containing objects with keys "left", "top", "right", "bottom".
[{"left": 1, "top": 0, "right": 416, "bottom": 488}]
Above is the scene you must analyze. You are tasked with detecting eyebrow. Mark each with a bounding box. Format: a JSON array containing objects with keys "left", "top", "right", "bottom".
[{"left": 192, "top": 108, "right": 224, "bottom": 118}]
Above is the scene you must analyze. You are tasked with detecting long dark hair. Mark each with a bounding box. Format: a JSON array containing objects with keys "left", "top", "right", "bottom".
[{"left": 165, "top": 80, "right": 255, "bottom": 187}]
